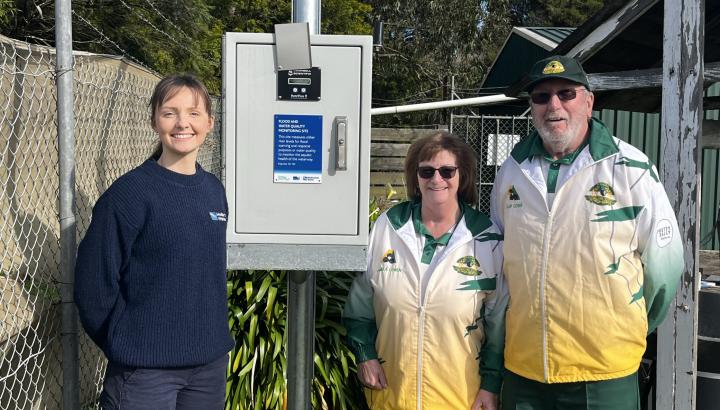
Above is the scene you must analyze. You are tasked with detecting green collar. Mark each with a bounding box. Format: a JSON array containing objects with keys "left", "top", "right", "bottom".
[
  {"left": 411, "top": 202, "right": 456, "bottom": 264},
  {"left": 386, "top": 200, "right": 492, "bottom": 237},
  {"left": 511, "top": 117, "right": 618, "bottom": 163}
]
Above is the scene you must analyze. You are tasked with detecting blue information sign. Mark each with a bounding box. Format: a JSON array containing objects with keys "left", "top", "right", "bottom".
[{"left": 273, "top": 114, "right": 323, "bottom": 183}]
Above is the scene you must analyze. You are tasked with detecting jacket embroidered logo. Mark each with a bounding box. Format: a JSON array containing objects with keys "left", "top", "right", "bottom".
[
  {"left": 508, "top": 185, "right": 520, "bottom": 201},
  {"left": 453, "top": 256, "right": 482, "bottom": 276},
  {"left": 655, "top": 219, "right": 674, "bottom": 247},
  {"left": 507, "top": 185, "right": 523, "bottom": 209},
  {"left": 585, "top": 182, "right": 617, "bottom": 206},
  {"left": 382, "top": 249, "right": 396, "bottom": 264}
]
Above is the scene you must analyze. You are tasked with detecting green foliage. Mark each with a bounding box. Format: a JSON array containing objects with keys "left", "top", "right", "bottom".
[
  {"left": 0, "top": 0, "right": 16, "bottom": 27},
  {"left": 226, "top": 269, "right": 368, "bottom": 409},
  {"left": 370, "top": 0, "right": 519, "bottom": 127},
  {"left": 1, "top": 0, "right": 370, "bottom": 95},
  {"left": 322, "top": 0, "right": 372, "bottom": 35},
  {"left": 509, "top": 0, "right": 606, "bottom": 27}
]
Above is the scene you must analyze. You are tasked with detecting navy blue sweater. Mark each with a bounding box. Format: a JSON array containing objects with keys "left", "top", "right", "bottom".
[{"left": 74, "top": 159, "right": 234, "bottom": 367}]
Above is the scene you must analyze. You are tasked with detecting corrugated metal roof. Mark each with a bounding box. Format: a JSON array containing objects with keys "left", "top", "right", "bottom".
[
  {"left": 481, "top": 27, "right": 576, "bottom": 91},
  {"left": 524, "top": 27, "right": 575, "bottom": 46}
]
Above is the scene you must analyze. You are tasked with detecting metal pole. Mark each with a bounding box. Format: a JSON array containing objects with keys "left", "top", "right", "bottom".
[
  {"left": 288, "top": 4, "right": 319, "bottom": 410},
  {"left": 370, "top": 94, "right": 516, "bottom": 115},
  {"left": 287, "top": 271, "right": 316, "bottom": 410},
  {"left": 55, "top": 0, "right": 79, "bottom": 409},
  {"left": 293, "top": 0, "right": 321, "bottom": 35}
]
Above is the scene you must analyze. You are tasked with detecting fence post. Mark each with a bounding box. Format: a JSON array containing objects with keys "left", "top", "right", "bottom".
[{"left": 55, "top": 0, "right": 80, "bottom": 409}]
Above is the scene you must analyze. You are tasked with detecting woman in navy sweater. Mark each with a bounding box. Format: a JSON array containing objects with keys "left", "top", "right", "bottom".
[{"left": 75, "top": 74, "right": 233, "bottom": 409}]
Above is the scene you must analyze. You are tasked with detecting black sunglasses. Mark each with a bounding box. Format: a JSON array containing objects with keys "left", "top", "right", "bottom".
[
  {"left": 417, "top": 166, "right": 458, "bottom": 179},
  {"left": 530, "top": 88, "right": 584, "bottom": 104}
]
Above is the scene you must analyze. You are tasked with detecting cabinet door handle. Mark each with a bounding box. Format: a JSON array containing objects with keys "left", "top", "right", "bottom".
[{"left": 335, "top": 116, "right": 348, "bottom": 171}]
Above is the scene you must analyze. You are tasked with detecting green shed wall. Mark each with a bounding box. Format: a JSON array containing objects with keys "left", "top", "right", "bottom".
[{"left": 593, "top": 83, "right": 720, "bottom": 249}]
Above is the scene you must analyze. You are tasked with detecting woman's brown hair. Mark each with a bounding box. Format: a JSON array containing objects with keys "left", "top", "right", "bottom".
[
  {"left": 148, "top": 74, "right": 212, "bottom": 160},
  {"left": 404, "top": 131, "right": 478, "bottom": 206}
]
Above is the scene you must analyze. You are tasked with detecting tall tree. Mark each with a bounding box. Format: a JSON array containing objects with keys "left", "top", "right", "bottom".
[{"left": 370, "top": 0, "right": 517, "bottom": 126}]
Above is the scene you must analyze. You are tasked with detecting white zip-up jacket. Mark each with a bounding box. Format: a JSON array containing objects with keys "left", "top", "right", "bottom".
[
  {"left": 343, "top": 201, "right": 507, "bottom": 409},
  {"left": 490, "top": 118, "right": 684, "bottom": 383}
]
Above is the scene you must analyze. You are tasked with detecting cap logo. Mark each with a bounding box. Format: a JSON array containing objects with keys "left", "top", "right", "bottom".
[{"left": 542, "top": 60, "right": 565, "bottom": 74}]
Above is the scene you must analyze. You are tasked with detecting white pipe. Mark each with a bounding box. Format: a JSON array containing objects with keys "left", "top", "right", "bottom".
[{"left": 371, "top": 94, "right": 517, "bottom": 115}]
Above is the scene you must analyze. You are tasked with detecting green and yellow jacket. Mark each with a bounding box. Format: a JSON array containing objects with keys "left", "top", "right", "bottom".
[
  {"left": 343, "top": 201, "right": 506, "bottom": 409},
  {"left": 490, "top": 118, "right": 684, "bottom": 383}
]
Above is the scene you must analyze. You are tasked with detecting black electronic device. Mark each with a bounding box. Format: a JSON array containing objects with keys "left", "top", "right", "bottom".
[{"left": 277, "top": 67, "right": 321, "bottom": 101}]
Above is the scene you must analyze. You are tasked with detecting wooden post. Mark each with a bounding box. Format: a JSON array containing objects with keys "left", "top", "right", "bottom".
[{"left": 657, "top": 0, "right": 703, "bottom": 409}]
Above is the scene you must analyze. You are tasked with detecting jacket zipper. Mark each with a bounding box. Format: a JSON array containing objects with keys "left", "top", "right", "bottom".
[
  {"left": 540, "top": 211, "right": 553, "bottom": 382},
  {"left": 417, "top": 305, "right": 425, "bottom": 410}
]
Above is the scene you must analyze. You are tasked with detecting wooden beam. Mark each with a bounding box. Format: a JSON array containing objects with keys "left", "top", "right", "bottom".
[
  {"left": 370, "top": 157, "right": 405, "bottom": 171},
  {"left": 560, "top": 0, "right": 661, "bottom": 61},
  {"left": 507, "top": 61, "right": 719, "bottom": 97},
  {"left": 657, "top": 0, "right": 703, "bottom": 409},
  {"left": 371, "top": 127, "right": 446, "bottom": 142},
  {"left": 587, "top": 61, "right": 720, "bottom": 91},
  {"left": 370, "top": 142, "right": 409, "bottom": 157}
]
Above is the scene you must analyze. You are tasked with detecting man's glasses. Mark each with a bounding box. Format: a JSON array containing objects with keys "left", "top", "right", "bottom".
[
  {"left": 417, "top": 166, "right": 458, "bottom": 179},
  {"left": 530, "top": 88, "right": 584, "bottom": 104}
]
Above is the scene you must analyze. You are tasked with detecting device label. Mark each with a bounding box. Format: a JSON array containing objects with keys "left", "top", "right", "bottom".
[{"left": 273, "top": 114, "right": 323, "bottom": 184}]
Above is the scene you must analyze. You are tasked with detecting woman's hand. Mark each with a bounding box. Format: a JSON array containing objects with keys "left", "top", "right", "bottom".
[
  {"left": 471, "top": 389, "right": 498, "bottom": 410},
  {"left": 357, "top": 359, "right": 388, "bottom": 390}
]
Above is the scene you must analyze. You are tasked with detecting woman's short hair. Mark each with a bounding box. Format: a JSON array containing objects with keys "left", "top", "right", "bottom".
[
  {"left": 149, "top": 74, "right": 212, "bottom": 159},
  {"left": 404, "top": 131, "right": 478, "bottom": 206}
]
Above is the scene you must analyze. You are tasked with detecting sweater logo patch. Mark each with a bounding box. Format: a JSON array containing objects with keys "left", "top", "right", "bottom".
[
  {"left": 209, "top": 211, "right": 227, "bottom": 222},
  {"left": 585, "top": 182, "right": 616, "bottom": 206},
  {"left": 506, "top": 185, "right": 522, "bottom": 208},
  {"left": 655, "top": 219, "right": 673, "bottom": 247}
]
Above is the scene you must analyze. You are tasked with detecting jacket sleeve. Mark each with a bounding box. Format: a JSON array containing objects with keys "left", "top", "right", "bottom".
[
  {"left": 639, "top": 169, "right": 685, "bottom": 334},
  {"left": 74, "top": 192, "right": 139, "bottom": 349},
  {"left": 479, "top": 228, "right": 507, "bottom": 394},
  {"left": 342, "top": 220, "right": 380, "bottom": 363},
  {"left": 489, "top": 165, "right": 506, "bottom": 233}
]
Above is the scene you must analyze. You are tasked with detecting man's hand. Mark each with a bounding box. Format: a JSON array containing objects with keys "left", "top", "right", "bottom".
[
  {"left": 357, "top": 359, "right": 388, "bottom": 390},
  {"left": 471, "top": 388, "right": 498, "bottom": 410}
]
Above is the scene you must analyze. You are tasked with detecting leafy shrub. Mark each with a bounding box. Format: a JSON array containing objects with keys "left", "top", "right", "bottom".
[{"left": 225, "top": 269, "right": 368, "bottom": 410}]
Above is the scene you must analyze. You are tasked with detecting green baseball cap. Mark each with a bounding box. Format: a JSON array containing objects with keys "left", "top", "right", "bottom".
[{"left": 523, "top": 55, "right": 590, "bottom": 92}]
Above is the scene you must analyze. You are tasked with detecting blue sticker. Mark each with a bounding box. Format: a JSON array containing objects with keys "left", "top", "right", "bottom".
[{"left": 273, "top": 114, "right": 323, "bottom": 184}]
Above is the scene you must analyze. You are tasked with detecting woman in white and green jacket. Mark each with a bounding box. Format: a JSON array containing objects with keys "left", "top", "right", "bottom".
[{"left": 343, "top": 132, "right": 507, "bottom": 410}]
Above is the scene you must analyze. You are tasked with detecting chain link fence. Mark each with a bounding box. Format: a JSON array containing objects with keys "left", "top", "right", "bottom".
[
  {"left": 451, "top": 115, "right": 534, "bottom": 215},
  {"left": 0, "top": 33, "right": 222, "bottom": 410}
]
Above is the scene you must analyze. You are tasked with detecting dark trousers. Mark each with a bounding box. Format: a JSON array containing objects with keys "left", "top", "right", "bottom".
[
  {"left": 501, "top": 370, "right": 640, "bottom": 410},
  {"left": 99, "top": 354, "right": 227, "bottom": 410}
]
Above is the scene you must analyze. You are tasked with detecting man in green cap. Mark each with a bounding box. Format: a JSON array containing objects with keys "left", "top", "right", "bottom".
[{"left": 489, "top": 55, "right": 684, "bottom": 409}]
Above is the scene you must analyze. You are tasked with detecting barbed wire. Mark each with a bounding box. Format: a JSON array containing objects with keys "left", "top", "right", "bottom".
[
  {"left": 372, "top": 86, "right": 442, "bottom": 103},
  {"left": 117, "top": 0, "right": 198, "bottom": 57},
  {"left": 71, "top": 9, "right": 154, "bottom": 72},
  {"left": 143, "top": 0, "right": 193, "bottom": 41}
]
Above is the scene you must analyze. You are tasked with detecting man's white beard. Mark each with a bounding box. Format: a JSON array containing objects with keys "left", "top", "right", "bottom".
[{"left": 537, "top": 117, "right": 584, "bottom": 155}]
